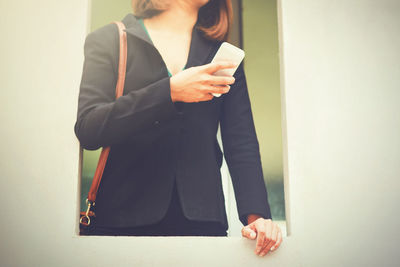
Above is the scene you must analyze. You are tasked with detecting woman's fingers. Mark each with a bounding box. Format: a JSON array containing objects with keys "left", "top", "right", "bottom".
[
  {"left": 271, "top": 229, "right": 282, "bottom": 251},
  {"left": 204, "top": 85, "right": 230, "bottom": 94},
  {"left": 255, "top": 220, "right": 272, "bottom": 256},
  {"left": 170, "top": 62, "right": 236, "bottom": 102},
  {"left": 242, "top": 218, "right": 283, "bottom": 257},
  {"left": 201, "top": 61, "right": 237, "bottom": 74},
  {"left": 206, "top": 75, "right": 235, "bottom": 85},
  {"left": 259, "top": 223, "right": 278, "bottom": 256},
  {"left": 241, "top": 226, "right": 257, "bottom": 239},
  {"left": 199, "top": 94, "right": 214, "bottom": 102},
  {"left": 254, "top": 220, "right": 267, "bottom": 255}
]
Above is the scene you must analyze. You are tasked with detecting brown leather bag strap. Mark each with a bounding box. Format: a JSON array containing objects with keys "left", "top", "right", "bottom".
[{"left": 86, "top": 21, "right": 127, "bottom": 204}]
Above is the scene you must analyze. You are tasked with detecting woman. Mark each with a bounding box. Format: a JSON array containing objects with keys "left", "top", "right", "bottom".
[{"left": 75, "top": 0, "right": 282, "bottom": 256}]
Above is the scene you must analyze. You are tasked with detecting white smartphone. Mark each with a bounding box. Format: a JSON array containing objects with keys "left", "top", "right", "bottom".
[{"left": 211, "top": 42, "right": 245, "bottom": 97}]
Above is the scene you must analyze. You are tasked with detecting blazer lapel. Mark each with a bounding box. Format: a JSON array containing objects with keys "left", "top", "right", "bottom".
[
  {"left": 122, "top": 14, "right": 215, "bottom": 68},
  {"left": 122, "top": 14, "right": 153, "bottom": 46},
  {"left": 185, "top": 26, "right": 215, "bottom": 68}
]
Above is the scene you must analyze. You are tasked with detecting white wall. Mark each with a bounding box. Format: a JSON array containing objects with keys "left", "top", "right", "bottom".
[
  {"left": 279, "top": 0, "right": 400, "bottom": 265},
  {"left": 0, "top": 0, "right": 399, "bottom": 266}
]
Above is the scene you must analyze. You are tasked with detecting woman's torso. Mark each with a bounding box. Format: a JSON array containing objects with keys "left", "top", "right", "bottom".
[{"left": 87, "top": 14, "right": 227, "bottom": 228}]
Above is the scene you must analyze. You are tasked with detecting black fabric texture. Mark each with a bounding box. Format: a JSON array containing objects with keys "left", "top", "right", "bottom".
[{"left": 75, "top": 13, "right": 271, "bottom": 231}]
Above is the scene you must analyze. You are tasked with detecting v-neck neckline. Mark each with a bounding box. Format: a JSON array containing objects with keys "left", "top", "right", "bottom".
[
  {"left": 124, "top": 14, "right": 215, "bottom": 72},
  {"left": 138, "top": 18, "right": 188, "bottom": 77}
]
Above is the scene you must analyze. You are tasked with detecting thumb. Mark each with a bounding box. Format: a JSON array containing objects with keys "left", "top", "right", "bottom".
[{"left": 242, "top": 226, "right": 257, "bottom": 240}]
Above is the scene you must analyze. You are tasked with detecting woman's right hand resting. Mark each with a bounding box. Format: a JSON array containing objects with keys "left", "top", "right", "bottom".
[{"left": 170, "top": 62, "right": 237, "bottom": 103}]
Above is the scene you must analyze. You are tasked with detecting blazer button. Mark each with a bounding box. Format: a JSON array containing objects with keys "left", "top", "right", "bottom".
[{"left": 154, "top": 120, "right": 159, "bottom": 125}]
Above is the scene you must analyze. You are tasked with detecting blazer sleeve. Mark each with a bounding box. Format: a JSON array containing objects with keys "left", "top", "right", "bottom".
[
  {"left": 74, "top": 25, "right": 179, "bottom": 150},
  {"left": 220, "top": 62, "right": 272, "bottom": 226}
]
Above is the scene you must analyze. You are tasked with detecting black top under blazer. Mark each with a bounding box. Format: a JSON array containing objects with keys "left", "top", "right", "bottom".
[{"left": 75, "top": 14, "right": 271, "bottom": 229}]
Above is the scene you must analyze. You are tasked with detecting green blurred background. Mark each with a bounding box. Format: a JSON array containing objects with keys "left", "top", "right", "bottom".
[{"left": 81, "top": 0, "right": 285, "bottom": 221}]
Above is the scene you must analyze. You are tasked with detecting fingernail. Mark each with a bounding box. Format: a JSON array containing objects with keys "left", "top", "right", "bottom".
[
  {"left": 270, "top": 247, "right": 275, "bottom": 252},
  {"left": 259, "top": 252, "right": 266, "bottom": 257},
  {"left": 250, "top": 232, "right": 256, "bottom": 239}
]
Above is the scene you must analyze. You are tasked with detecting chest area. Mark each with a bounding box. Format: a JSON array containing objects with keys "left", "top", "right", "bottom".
[
  {"left": 149, "top": 32, "right": 191, "bottom": 76},
  {"left": 139, "top": 20, "right": 192, "bottom": 76}
]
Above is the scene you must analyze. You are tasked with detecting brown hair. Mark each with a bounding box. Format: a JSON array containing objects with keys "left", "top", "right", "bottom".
[{"left": 131, "top": 0, "right": 233, "bottom": 41}]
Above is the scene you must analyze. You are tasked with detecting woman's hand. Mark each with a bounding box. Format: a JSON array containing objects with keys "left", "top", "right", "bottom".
[
  {"left": 241, "top": 215, "right": 283, "bottom": 257},
  {"left": 169, "top": 62, "right": 237, "bottom": 103}
]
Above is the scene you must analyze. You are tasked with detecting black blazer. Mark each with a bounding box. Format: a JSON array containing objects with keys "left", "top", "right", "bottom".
[{"left": 75, "top": 14, "right": 271, "bottom": 229}]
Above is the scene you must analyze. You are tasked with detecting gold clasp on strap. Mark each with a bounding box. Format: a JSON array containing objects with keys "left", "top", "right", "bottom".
[{"left": 80, "top": 199, "right": 93, "bottom": 226}]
